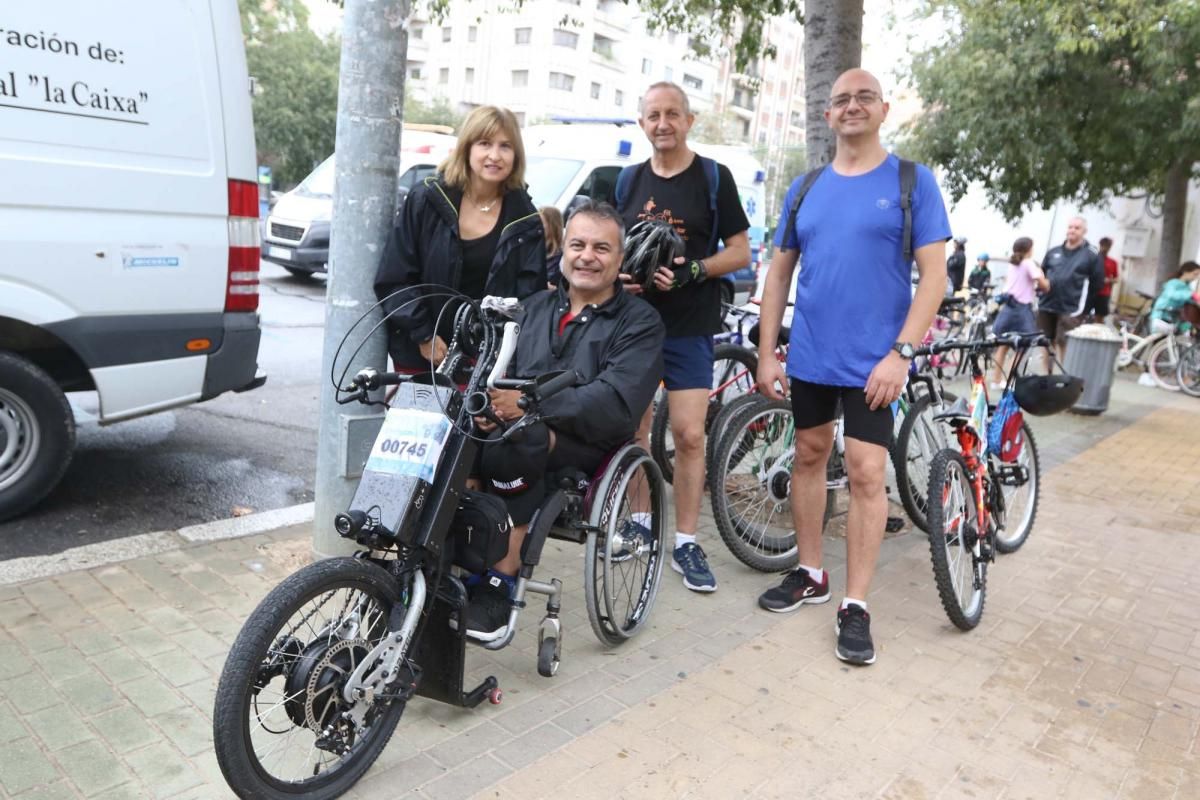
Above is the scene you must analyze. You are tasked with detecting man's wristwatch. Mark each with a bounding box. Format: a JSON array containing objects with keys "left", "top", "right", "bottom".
[{"left": 893, "top": 341, "right": 915, "bottom": 360}]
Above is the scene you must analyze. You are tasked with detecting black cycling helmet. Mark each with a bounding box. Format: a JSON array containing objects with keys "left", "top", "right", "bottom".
[
  {"left": 1013, "top": 374, "right": 1084, "bottom": 416},
  {"left": 622, "top": 220, "right": 684, "bottom": 288}
]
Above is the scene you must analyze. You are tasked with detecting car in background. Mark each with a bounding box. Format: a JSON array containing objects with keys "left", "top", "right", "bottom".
[{"left": 261, "top": 125, "right": 456, "bottom": 279}]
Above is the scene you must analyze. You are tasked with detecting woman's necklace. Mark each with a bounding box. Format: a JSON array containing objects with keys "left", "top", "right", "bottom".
[{"left": 467, "top": 193, "right": 501, "bottom": 213}]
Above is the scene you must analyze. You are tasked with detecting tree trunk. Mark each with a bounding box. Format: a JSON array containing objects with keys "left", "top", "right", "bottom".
[
  {"left": 1157, "top": 160, "right": 1191, "bottom": 285},
  {"left": 803, "top": 0, "right": 864, "bottom": 170}
]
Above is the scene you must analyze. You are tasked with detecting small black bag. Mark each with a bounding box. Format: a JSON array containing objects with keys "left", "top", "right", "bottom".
[{"left": 451, "top": 491, "right": 511, "bottom": 574}]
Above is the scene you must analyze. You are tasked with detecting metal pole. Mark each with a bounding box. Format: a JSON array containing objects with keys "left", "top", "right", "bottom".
[{"left": 313, "top": 0, "right": 409, "bottom": 557}]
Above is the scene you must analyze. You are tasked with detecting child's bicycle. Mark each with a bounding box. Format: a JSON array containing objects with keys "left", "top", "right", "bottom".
[
  {"left": 211, "top": 295, "right": 667, "bottom": 799},
  {"left": 917, "top": 333, "right": 1081, "bottom": 630}
]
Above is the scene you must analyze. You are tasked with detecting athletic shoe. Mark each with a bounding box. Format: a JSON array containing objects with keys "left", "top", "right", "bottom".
[
  {"left": 757, "top": 568, "right": 831, "bottom": 612},
  {"left": 835, "top": 605, "right": 876, "bottom": 665},
  {"left": 464, "top": 576, "right": 511, "bottom": 642},
  {"left": 672, "top": 542, "right": 717, "bottom": 593},
  {"left": 611, "top": 519, "right": 650, "bottom": 563}
]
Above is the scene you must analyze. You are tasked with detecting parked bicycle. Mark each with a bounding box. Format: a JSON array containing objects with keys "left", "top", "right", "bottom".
[
  {"left": 212, "top": 294, "right": 667, "bottom": 799},
  {"left": 919, "top": 333, "right": 1081, "bottom": 630}
]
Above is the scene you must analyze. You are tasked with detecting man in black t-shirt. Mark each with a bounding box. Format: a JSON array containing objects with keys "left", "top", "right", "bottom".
[{"left": 613, "top": 81, "right": 750, "bottom": 594}]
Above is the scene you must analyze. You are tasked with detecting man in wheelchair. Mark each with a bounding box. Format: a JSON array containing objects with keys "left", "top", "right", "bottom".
[{"left": 466, "top": 200, "right": 665, "bottom": 641}]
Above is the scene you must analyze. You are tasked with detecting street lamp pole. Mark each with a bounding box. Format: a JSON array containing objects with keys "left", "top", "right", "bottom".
[{"left": 313, "top": 0, "right": 410, "bottom": 557}]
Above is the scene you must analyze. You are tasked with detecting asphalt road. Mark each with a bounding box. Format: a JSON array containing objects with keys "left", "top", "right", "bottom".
[{"left": 0, "top": 263, "right": 330, "bottom": 560}]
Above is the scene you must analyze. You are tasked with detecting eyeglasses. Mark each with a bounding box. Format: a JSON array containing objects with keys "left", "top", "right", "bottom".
[{"left": 828, "top": 91, "right": 881, "bottom": 109}]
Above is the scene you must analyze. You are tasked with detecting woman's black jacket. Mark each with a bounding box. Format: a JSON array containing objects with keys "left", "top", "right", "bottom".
[{"left": 374, "top": 176, "right": 546, "bottom": 369}]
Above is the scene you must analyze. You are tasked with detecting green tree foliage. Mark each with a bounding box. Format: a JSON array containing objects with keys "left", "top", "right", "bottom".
[
  {"left": 240, "top": 0, "right": 341, "bottom": 188},
  {"left": 904, "top": 0, "right": 1199, "bottom": 277},
  {"left": 403, "top": 95, "right": 463, "bottom": 130}
]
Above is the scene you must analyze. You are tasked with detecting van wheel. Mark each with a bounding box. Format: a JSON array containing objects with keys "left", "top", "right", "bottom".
[{"left": 0, "top": 352, "right": 75, "bottom": 521}]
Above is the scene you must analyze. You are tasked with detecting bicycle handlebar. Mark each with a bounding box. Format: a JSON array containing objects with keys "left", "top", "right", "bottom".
[{"left": 914, "top": 332, "right": 1049, "bottom": 358}]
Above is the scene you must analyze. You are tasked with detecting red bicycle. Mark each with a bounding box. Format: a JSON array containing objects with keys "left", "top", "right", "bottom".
[{"left": 917, "top": 333, "right": 1081, "bottom": 630}]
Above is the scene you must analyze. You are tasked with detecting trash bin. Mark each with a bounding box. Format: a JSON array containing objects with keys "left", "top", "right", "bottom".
[{"left": 1063, "top": 323, "right": 1122, "bottom": 414}]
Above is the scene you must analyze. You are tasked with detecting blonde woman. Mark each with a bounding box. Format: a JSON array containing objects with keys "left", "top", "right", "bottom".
[{"left": 375, "top": 106, "right": 545, "bottom": 369}]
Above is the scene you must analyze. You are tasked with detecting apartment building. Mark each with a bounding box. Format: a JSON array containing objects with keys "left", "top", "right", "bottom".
[{"left": 405, "top": 0, "right": 720, "bottom": 124}]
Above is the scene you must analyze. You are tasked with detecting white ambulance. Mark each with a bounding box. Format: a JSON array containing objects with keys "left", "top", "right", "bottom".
[{"left": 0, "top": 0, "right": 264, "bottom": 520}]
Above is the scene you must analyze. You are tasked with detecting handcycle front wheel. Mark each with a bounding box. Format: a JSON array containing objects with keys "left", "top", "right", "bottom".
[
  {"left": 584, "top": 445, "right": 667, "bottom": 646},
  {"left": 213, "top": 557, "right": 407, "bottom": 800},
  {"left": 926, "top": 449, "right": 987, "bottom": 631}
]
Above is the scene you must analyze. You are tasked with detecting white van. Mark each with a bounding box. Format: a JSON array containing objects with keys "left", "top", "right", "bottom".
[
  {"left": 261, "top": 127, "right": 457, "bottom": 277},
  {"left": 0, "top": 0, "right": 264, "bottom": 520}
]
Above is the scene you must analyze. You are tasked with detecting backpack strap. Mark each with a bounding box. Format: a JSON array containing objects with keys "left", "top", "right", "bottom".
[
  {"left": 780, "top": 166, "right": 826, "bottom": 252},
  {"left": 699, "top": 156, "right": 721, "bottom": 255},
  {"left": 899, "top": 158, "right": 916, "bottom": 263},
  {"left": 613, "top": 162, "right": 645, "bottom": 214}
]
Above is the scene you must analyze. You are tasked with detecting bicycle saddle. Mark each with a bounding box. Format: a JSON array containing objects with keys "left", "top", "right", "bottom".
[
  {"left": 932, "top": 396, "right": 972, "bottom": 421},
  {"left": 748, "top": 322, "right": 790, "bottom": 347}
]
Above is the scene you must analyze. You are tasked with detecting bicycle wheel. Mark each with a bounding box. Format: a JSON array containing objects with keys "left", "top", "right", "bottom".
[
  {"left": 993, "top": 421, "right": 1040, "bottom": 553},
  {"left": 649, "top": 344, "right": 757, "bottom": 483},
  {"left": 213, "top": 557, "right": 407, "bottom": 799},
  {"left": 709, "top": 399, "right": 804, "bottom": 572},
  {"left": 1148, "top": 336, "right": 1182, "bottom": 391},
  {"left": 584, "top": 445, "right": 666, "bottom": 645},
  {"left": 892, "top": 391, "right": 955, "bottom": 533},
  {"left": 704, "top": 392, "right": 765, "bottom": 483},
  {"left": 1177, "top": 342, "right": 1200, "bottom": 398},
  {"left": 926, "top": 449, "right": 986, "bottom": 630}
]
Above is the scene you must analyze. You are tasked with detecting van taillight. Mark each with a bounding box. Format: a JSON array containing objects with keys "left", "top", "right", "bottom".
[{"left": 227, "top": 179, "right": 260, "bottom": 313}]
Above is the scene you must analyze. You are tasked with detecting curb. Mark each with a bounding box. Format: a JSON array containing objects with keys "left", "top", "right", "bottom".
[{"left": 0, "top": 502, "right": 315, "bottom": 586}]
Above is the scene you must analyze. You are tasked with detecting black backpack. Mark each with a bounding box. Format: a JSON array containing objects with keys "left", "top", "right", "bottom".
[{"left": 779, "top": 159, "right": 917, "bottom": 263}]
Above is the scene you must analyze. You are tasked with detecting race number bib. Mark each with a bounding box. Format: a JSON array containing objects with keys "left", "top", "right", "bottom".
[{"left": 365, "top": 408, "right": 451, "bottom": 483}]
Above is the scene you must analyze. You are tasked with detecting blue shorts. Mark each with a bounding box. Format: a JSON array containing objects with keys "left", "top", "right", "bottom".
[{"left": 661, "top": 335, "right": 715, "bottom": 391}]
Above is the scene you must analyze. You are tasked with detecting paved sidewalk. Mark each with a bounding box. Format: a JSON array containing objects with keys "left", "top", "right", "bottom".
[{"left": 1, "top": 378, "right": 1197, "bottom": 799}]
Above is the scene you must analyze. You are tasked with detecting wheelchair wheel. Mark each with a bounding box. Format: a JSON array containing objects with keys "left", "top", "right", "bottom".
[{"left": 584, "top": 444, "right": 666, "bottom": 646}]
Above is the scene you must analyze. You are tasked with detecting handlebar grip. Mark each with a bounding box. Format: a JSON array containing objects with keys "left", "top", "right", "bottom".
[
  {"left": 537, "top": 370, "right": 578, "bottom": 401},
  {"left": 352, "top": 368, "right": 406, "bottom": 390},
  {"left": 491, "top": 378, "right": 525, "bottom": 391}
]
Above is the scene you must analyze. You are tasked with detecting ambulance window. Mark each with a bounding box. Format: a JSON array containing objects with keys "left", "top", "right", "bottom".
[{"left": 578, "top": 166, "right": 621, "bottom": 203}]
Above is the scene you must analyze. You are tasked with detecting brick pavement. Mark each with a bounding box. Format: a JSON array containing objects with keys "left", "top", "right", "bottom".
[{"left": 0, "top": 378, "right": 1196, "bottom": 799}]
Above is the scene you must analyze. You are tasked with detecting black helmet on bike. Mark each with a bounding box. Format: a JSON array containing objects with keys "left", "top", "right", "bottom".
[
  {"left": 1013, "top": 374, "right": 1084, "bottom": 416},
  {"left": 623, "top": 220, "right": 683, "bottom": 289}
]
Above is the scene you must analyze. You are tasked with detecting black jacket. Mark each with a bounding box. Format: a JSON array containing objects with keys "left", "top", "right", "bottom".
[
  {"left": 374, "top": 176, "right": 546, "bottom": 368},
  {"left": 1040, "top": 240, "right": 1102, "bottom": 315},
  {"left": 513, "top": 283, "right": 664, "bottom": 451},
  {"left": 947, "top": 251, "right": 967, "bottom": 291},
  {"left": 968, "top": 266, "right": 991, "bottom": 292}
]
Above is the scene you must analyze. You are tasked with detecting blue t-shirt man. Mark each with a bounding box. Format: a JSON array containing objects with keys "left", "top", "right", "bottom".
[{"left": 772, "top": 154, "right": 952, "bottom": 387}]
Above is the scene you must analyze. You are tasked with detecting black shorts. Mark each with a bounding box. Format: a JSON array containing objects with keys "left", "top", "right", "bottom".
[
  {"left": 789, "top": 379, "right": 894, "bottom": 449},
  {"left": 1037, "top": 310, "right": 1083, "bottom": 349}
]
